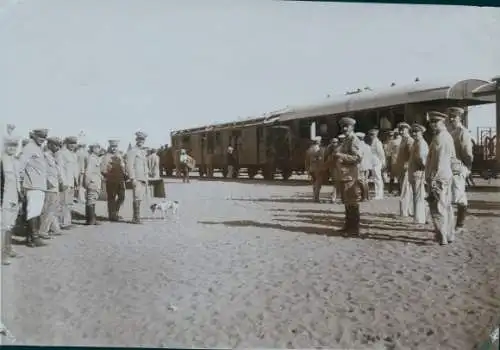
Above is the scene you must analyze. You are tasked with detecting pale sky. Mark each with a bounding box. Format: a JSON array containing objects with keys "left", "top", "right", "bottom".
[{"left": 1, "top": 0, "right": 499, "bottom": 147}]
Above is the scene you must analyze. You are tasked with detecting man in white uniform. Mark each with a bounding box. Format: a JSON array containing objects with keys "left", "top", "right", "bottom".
[
  {"left": 408, "top": 124, "right": 429, "bottom": 225},
  {"left": 395, "top": 123, "right": 414, "bottom": 217},
  {"left": 367, "top": 129, "right": 385, "bottom": 200},
  {"left": 356, "top": 132, "right": 372, "bottom": 201}
]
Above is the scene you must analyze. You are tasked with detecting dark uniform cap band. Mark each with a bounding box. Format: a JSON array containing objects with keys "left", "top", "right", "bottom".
[
  {"left": 339, "top": 117, "right": 356, "bottom": 127},
  {"left": 397, "top": 122, "right": 410, "bottom": 129},
  {"left": 108, "top": 139, "right": 120, "bottom": 146},
  {"left": 411, "top": 123, "right": 426, "bottom": 133},
  {"left": 32, "top": 128, "right": 49, "bottom": 138},
  {"left": 447, "top": 107, "right": 464, "bottom": 117},
  {"left": 47, "top": 137, "right": 62, "bottom": 145},
  {"left": 3, "top": 136, "right": 19, "bottom": 146},
  {"left": 135, "top": 131, "right": 147, "bottom": 140},
  {"left": 428, "top": 111, "right": 447, "bottom": 121},
  {"left": 64, "top": 136, "right": 78, "bottom": 144},
  {"left": 368, "top": 129, "right": 379, "bottom": 135}
]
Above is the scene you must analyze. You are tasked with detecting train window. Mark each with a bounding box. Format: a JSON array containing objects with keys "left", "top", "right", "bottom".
[
  {"left": 182, "top": 135, "right": 190, "bottom": 146},
  {"left": 215, "top": 132, "right": 221, "bottom": 146},
  {"left": 299, "top": 120, "right": 310, "bottom": 138}
]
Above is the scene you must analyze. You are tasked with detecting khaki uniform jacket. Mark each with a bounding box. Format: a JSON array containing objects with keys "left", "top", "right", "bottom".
[
  {"left": 408, "top": 138, "right": 429, "bottom": 182},
  {"left": 337, "top": 134, "right": 363, "bottom": 182},
  {"left": 58, "top": 147, "right": 79, "bottom": 188},
  {"left": 370, "top": 138, "right": 386, "bottom": 168},
  {"left": 1, "top": 154, "right": 21, "bottom": 208},
  {"left": 126, "top": 146, "right": 149, "bottom": 182},
  {"left": 305, "top": 146, "right": 326, "bottom": 174},
  {"left": 44, "top": 151, "right": 66, "bottom": 193},
  {"left": 147, "top": 153, "right": 160, "bottom": 179},
  {"left": 395, "top": 135, "right": 414, "bottom": 177},
  {"left": 18, "top": 139, "right": 47, "bottom": 191},
  {"left": 100, "top": 152, "right": 126, "bottom": 183},
  {"left": 388, "top": 137, "right": 402, "bottom": 168},
  {"left": 84, "top": 153, "right": 102, "bottom": 190},
  {"left": 425, "top": 130, "right": 456, "bottom": 182},
  {"left": 450, "top": 125, "right": 474, "bottom": 169}
]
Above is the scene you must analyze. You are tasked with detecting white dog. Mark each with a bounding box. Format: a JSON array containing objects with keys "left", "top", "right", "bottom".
[{"left": 149, "top": 200, "right": 179, "bottom": 220}]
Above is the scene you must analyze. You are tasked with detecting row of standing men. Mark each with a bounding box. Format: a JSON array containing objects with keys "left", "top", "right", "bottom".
[
  {"left": 306, "top": 106, "right": 473, "bottom": 245},
  {"left": 1, "top": 129, "right": 165, "bottom": 265}
]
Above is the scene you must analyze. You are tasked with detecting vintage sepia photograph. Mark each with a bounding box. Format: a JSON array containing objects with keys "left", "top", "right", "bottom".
[{"left": 1, "top": 0, "right": 499, "bottom": 349}]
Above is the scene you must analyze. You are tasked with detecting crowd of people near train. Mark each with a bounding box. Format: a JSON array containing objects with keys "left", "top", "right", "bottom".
[
  {"left": 0, "top": 127, "right": 190, "bottom": 266},
  {"left": 306, "top": 106, "right": 474, "bottom": 245}
]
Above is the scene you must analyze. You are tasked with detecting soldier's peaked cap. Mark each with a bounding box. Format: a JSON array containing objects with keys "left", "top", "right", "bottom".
[
  {"left": 135, "top": 131, "right": 147, "bottom": 139},
  {"left": 32, "top": 128, "right": 49, "bottom": 138},
  {"left": 355, "top": 132, "right": 365, "bottom": 138},
  {"left": 388, "top": 130, "right": 395, "bottom": 134},
  {"left": 397, "top": 122, "right": 410, "bottom": 129},
  {"left": 108, "top": 139, "right": 120, "bottom": 146},
  {"left": 64, "top": 136, "right": 78, "bottom": 144},
  {"left": 368, "top": 129, "right": 379, "bottom": 135},
  {"left": 447, "top": 107, "right": 464, "bottom": 117},
  {"left": 331, "top": 138, "right": 339, "bottom": 143},
  {"left": 338, "top": 134, "right": 346, "bottom": 139},
  {"left": 47, "top": 136, "right": 62, "bottom": 145},
  {"left": 411, "top": 123, "right": 426, "bottom": 133},
  {"left": 428, "top": 111, "right": 447, "bottom": 121},
  {"left": 312, "top": 136, "right": 322, "bottom": 143},
  {"left": 339, "top": 117, "right": 356, "bottom": 126}
]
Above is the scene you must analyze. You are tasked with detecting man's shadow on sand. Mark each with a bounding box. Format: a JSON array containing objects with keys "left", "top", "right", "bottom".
[{"left": 199, "top": 210, "right": 435, "bottom": 246}]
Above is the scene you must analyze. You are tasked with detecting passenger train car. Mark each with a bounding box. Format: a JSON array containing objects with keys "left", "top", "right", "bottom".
[{"left": 167, "top": 77, "right": 495, "bottom": 180}]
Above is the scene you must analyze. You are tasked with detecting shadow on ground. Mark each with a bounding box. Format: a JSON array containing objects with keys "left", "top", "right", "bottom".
[{"left": 198, "top": 219, "right": 434, "bottom": 246}]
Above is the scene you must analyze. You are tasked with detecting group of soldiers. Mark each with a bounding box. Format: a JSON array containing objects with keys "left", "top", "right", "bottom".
[
  {"left": 1, "top": 127, "right": 167, "bottom": 266},
  {"left": 306, "top": 106, "right": 473, "bottom": 245}
]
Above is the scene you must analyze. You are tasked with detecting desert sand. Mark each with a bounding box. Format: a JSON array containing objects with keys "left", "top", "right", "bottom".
[{"left": 1, "top": 177, "right": 499, "bottom": 349}]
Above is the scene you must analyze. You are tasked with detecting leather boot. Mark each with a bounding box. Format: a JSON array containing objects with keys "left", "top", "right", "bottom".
[
  {"left": 89, "top": 205, "right": 98, "bottom": 225},
  {"left": 26, "top": 218, "right": 47, "bottom": 247},
  {"left": 85, "top": 205, "right": 92, "bottom": 225},
  {"left": 350, "top": 205, "right": 360, "bottom": 234},
  {"left": 132, "top": 201, "right": 142, "bottom": 224},
  {"left": 337, "top": 205, "right": 351, "bottom": 234},
  {"left": 456, "top": 205, "right": 467, "bottom": 232},
  {"left": 108, "top": 200, "right": 116, "bottom": 221}
]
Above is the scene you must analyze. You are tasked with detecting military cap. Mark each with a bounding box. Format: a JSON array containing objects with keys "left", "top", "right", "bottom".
[
  {"left": 331, "top": 138, "right": 339, "bottom": 143},
  {"left": 108, "top": 139, "right": 119, "bottom": 147},
  {"left": 21, "top": 138, "right": 29, "bottom": 146},
  {"left": 32, "top": 128, "right": 49, "bottom": 138},
  {"left": 411, "top": 123, "right": 426, "bottom": 133},
  {"left": 89, "top": 142, "right": 101, "bottom": 149},
  {"left": 387, "top": 130, "right": 395, "bottom": 135},
  {"left": 338, "top": 134, "right": 346, "bottom": 139},
  {"left": 447, "top": 107, "right": 464, "bottom": 117},
  {"left": 312, "top": 136, "right": 322, "bottom": 143},
  {"left": 428, "top": 111, "right": 447, "bottom": 122},
  {"left": 397, "top": 122, "right": 410, "bottom": 130},
  {"left": 64, "top": 136, "right": 78, "bottom": 144},
  {"left": 368, "top": 129, "right": 379, "bottom": 135},
  {"left": 135, "top": 131, "right": 148, "bottom": 140},
  {"left": 355, "top": 132, "right": 365, "bottom": 138},
  {"left": 3, "top": 136, "right": 19, "bottom": 146},
  {"left": 47, "top": 136, "right": 62, "bottom": 145},
  {"left": 339, "top": 117, "right": 356, "bottom": 127}
]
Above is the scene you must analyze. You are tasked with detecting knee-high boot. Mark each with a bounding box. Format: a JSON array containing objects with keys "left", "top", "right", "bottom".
[
  {"left": 26, "top": 217, "right": 47, "bottom": 247},
  {"left": 132, "top": 201, "right": 142, "bottom": 224},
  {"left": 456, "top": 204, "right": 467, "bottom": 231}
]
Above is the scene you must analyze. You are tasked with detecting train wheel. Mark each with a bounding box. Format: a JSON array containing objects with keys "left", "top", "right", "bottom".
[
  {"left": 247, "top": 167, "right": 257, "bottom": 179},
  {"left": 282, "top": 169, "right": 292, "bottom": 181}
]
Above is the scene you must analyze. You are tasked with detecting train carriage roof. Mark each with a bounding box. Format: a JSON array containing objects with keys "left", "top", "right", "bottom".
[
  {"left": 170, "top": 108, "right": 288, "bottom": 136},
  {"left": 278, "top": 78, "right": 496, "bottom": 122}
]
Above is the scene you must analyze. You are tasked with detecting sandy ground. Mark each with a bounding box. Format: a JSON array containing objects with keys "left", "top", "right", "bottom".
[{"left": 1, "top": 178, "right": 499, "bottom": 349}]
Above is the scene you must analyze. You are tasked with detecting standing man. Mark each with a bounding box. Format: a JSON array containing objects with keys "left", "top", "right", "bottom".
[
  {"left": 58, "top": 136, "right": 79, "bottom": 229},
  {"left": 147, "top": 148, "right": 161, "bottom": 180},
  {"left": 305, "top": 136, "right": 327, "bottom": 203},
  {"left": 179, "top": 149, "right": 191, "bottom": 183},
  {"left": 387, "top": 129, "right": 402, "bottom": 195},
  {"left": 1, "top": 136, "right": 22, "bottom": 264},
  {"left": 76, "top": 143, "right": 89, "bottom": 203},
  {"left": 100, "top": 139, "right": 126, "bottom": 221},
  {"left": 408, "top": 124, "right": 429, "bottom": 225},
  {"left": 39, "top": 137, "right": 67, "bottom": 238},
  {"left": 447, "top": 107, "right": 474, "bottom": 234},
  {"left": 335, "top": 117, "right": 363, "bottom": 234},
  {"left": 356, "top": 132, "right": 372, "bottom": 201},
  {"left": 426, "top": 111, "right": 456, "bottom": 245},
  {"left": 395, "top": 122, "right": 414, "bottom": 217},
  {"left": 226, "top": 144, "right": 237, "bottom": 179},
  {"left": 367, "top": 129, "right": 386, "bottom": 200},
  {"left": 18, "top": 129, "right": 49, "bottom": 247},
  {"left": 126, "top": 131, "right": 149, "bottom": 224},
  {"left": 84, "top": 143, "right": 103, "bottom": 225}
]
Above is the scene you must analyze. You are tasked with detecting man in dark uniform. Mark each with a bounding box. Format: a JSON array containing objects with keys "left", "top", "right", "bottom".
[{"left": 100, "top": 139, "right": 126, "bottom": 221}]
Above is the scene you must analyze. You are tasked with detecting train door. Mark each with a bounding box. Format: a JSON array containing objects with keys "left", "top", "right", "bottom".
[
  {"left": 241, "top": 126, "right": 257, "bottom": 166},
  {"left": 257, "top": 126, "right": 266, "bottom": 165}
]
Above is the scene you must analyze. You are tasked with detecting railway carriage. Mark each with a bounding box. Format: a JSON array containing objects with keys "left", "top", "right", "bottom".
[{"left": 167, "top": 77, "right": 496, "bottom": 180}]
